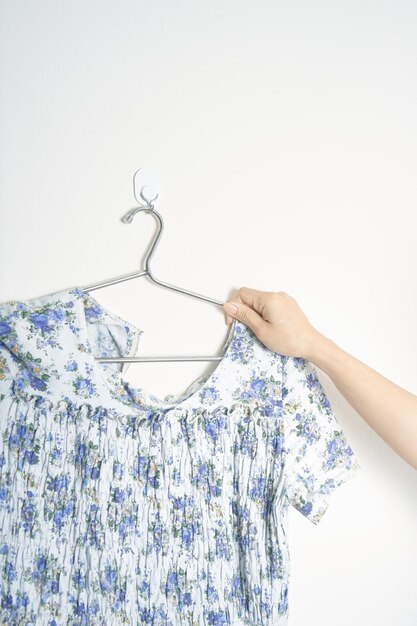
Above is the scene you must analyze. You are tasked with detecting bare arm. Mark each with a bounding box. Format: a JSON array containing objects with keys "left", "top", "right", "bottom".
[
  {"left": 223, "top": 287, "right": 417, "bottom": 470},
  {"left": 305, "top": 331, "right": 417, "bottom": 470}
]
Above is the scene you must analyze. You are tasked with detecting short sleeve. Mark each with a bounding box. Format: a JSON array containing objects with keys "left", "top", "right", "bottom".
[
  {"left": 281, "top": 355, "right": 361, "bottom": 525},
  {"left": 0, "top": 299, "right": 36, "bottom": 400}
]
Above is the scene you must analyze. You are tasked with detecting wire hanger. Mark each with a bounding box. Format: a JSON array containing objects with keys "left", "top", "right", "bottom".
[{"left": 81, "top": 172, "right": 236, "bottom": 364}]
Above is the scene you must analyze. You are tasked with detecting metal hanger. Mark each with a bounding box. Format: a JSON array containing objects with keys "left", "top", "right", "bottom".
[{"left": 81, "top": 175, "right": 235, "bottom": 364}]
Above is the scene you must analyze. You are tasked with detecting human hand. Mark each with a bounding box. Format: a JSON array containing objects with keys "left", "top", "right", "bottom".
[{"left": 222, "top": 287, "right": 322, "bottom": 360}]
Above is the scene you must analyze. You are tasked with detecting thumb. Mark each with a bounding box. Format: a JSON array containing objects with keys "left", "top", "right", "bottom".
[{"left": 223, "top": 299, "right": 267, "bottom": 338}]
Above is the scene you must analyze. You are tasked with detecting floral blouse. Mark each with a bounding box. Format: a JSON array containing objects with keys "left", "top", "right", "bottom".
[{"left": 0, "top": 286, "right": 361, "bottom": 626}]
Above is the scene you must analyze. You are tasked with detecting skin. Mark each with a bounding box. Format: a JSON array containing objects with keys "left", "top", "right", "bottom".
[{"left": 222, "top": 287, "right": 417, "bottom": 471}]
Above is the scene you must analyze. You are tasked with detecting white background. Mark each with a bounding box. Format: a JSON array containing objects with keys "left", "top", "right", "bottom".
[{"left": 1, "top": 1, "right": 417, "bottom": 624}]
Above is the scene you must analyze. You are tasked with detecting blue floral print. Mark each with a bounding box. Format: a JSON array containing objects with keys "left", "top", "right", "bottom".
[{"left": 0, "top": 286, "right": 360, "bottom": 625}]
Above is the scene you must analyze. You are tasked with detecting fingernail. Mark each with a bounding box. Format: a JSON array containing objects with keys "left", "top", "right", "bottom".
[{"left": 223, "top": 302, "right": 238, "bottom": 315}]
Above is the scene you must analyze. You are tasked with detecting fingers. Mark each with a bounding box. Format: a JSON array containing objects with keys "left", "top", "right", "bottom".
[
  {"left": 223, "top": 287, "right": 269, "bottom": 338},
  {"left": 223, "top": 287, "right": 316, "bottom": 358},
  {"left": 223, "top": 288, "right": 240, "bottom": 325},
  {"left": 224, "top": 286, "right": 273, "bottom": 319},
  {"left": 235, "top": 287, "right": 269, "bottom": 316}
]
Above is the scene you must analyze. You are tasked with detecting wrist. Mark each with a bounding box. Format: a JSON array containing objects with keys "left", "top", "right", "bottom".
[{"left": 302, "top": 330, "right": 336, "bottom": 367}]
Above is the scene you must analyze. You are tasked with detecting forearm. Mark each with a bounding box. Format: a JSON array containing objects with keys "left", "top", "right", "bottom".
[{"left": 305, "top": 332, "right": 417, "bottom": 470}]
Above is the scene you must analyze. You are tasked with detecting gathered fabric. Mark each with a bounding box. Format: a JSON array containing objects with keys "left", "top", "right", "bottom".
[{"left": 0, "top": 286, "right": 360, "bottom": 625}]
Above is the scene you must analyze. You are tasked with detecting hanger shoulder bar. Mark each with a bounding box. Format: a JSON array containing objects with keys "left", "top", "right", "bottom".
[{"left": 95, "top": 356, "right": 222, "bottom": 363}]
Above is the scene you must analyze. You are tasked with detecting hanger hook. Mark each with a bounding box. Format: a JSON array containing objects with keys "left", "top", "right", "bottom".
[
  {"left": 122, "top": 183, "right": 164, "bottom": 275},
  {"left": 114, "top": 171, "right": 223, "bottom": 307}
]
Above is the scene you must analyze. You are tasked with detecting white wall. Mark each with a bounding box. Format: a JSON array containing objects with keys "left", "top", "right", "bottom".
[{"left": 1, "top": 1, "right": 416, "bottom": 624}]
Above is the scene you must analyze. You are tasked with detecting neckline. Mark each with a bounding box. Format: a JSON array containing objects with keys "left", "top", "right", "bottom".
[{"left": 73, "top": 286, "right": 240, "bottom": 416}]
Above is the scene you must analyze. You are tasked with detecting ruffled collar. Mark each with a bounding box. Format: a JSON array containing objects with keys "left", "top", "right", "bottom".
[{"left": 73, "top": 286, "right": 243, "bottom": 417}]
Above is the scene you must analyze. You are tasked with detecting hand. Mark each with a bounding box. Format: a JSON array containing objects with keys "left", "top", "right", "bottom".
[{"left": 223, "top": 287, "right": 322, "bottom": 360}]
